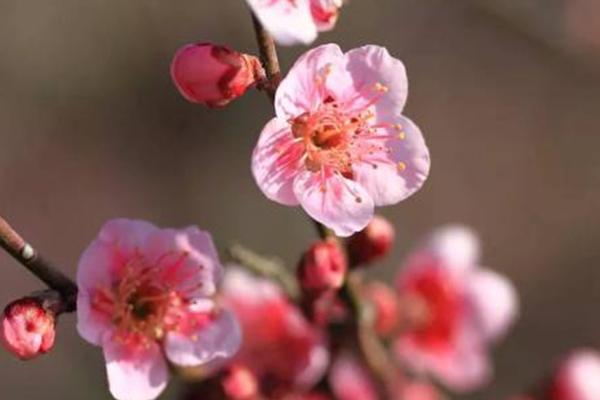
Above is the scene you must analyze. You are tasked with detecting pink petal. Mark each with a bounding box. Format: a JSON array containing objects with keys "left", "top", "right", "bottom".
[
  {"left": 353, "top": 116, "right": 430, "bottom": 206},
  {"left": 98, "top": 219, "right": 158, "bottom": 256},
  {"left": 329, "top": 354, "right": 378, "bottom": 400},
  {"left": 425, "top": 225, "right": 481, "bottom": 273},
  {"left": 103, "top": 338, "right": 168, "bottom": 400},
  {"left": 275, "top": 44, "right": 346, "bottom": 119},
  {"left": 555, "top": 350, "right": 600, "bottom": 400},
  {"left": 222, "top": 267, "right": 284, "bottom": 304},
  {"left": 164, "top": 310, "right": 241, "bottom": 367},
  {"left": 293, "top": 170, "right": 374, "bottom": 237},
  {"left": 466, "top": 268, "right": 518, "bottom": 342},
  {"left": 246, "top": 0, "right": 317, "bottom": 46},
  {"left": 142, "top": 226, "right": 223, "bottom": 298},
  {"left": 343, "top": 45, "right": 408, "bottom": 120},
  {"left": 251, "top": 117, "right": 303, "bottom": 206}
]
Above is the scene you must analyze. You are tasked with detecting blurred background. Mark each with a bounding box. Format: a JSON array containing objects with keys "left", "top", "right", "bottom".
[{"left": 1, "top": 0, "right": 599, "bottom": 398}]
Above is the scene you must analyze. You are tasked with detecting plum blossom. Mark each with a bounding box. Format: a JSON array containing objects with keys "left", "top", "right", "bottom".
[
  {"left": 252, "top": 44, "right": 430, "bottom": 236},
  {"left": 549, "top": 350, "right": 600, "bottom": 400},
  {"left": 393, "top": 225, "right": 518, "bottom": 391},
  {"left": 1, "top": 298, "right": 56, "bottom": 360},
  {"left": 246, "top": 0, "right": 342, "bottom": 46},
  {"left": 76, "top": 219, "right": 241, "bottom": 400},
  {"left": 221, "top": 268, "right": 329, "bottom": 397}
]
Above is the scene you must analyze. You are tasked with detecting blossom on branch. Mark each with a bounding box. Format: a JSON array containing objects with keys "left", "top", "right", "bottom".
[
  {"left": 1, "top": 298, "right": 56, "bottom": 360},
  {"left": 393, "top": 225, "right": 518, "bottom": 391},
  {"left": 252, "top": 44, "right": 430, "bottom": 236},
  {"left": 76, "top": 219, "right": 241, "bottom": 400},
  {"left": 221, "top": 268, "right": 329, "bottom": 397},
  {"left": 246, "top": 0, "right": 342, "bottom": 46},
  {"left": 549, "top": 350, "right": 600, "bottom": 400}
]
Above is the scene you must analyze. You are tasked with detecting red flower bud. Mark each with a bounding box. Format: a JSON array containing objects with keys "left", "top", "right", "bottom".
[
  {"left": 348, "top": 215, "right": 395, "bottom": 266},
  {"left": 222, "top": 365, "right": 258, "bottom": 400},
  {"left": 1, "top": 298, "right": 56, "bottom": 360},
  {"left": 364, "top": 282, "right": 399, "bottom": 337},
  {"left": 171, "top": 43, "right": 264, "bottom": 108},
  {"left": 298, "top": 239, "right": 347, "bottom": 293}
]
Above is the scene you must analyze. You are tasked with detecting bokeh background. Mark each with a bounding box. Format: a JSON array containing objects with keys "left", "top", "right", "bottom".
[{"left": 1, "top": 0, "right": 600, "bottom": 398}]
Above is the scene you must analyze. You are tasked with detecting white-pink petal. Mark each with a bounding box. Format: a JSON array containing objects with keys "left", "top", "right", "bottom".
[
  {"left": 164, "top": 310, "right": 242, "bottom": 367},
  {"left": 251, "top": 117, "right": 302, "bottom": 206},
  {"left": 556, "top": 350, "right": 600, "bottom": 400},
  {"left": 466, "top": 268, "right": 519, "bottom": 342},
  {"left": 246, "top": 0, "right": 317, "bottom": 46},
  {"left": 103, "top": 338, "right": 168, "bottom": 400},
  {"left": 293, "top": 170, "right": 374, "bottom": 237},
  {"left": 344, "top": 45, "right": 409, "bottom": 120},
  {"left": 353, "top": 116, "right": 430, "bottom": 206},
  {"left": 275, "top": 44, "right": 346, "bottom": 119},
  {"left": 425, "top": 225, "right": 481, "bottom": 273}
]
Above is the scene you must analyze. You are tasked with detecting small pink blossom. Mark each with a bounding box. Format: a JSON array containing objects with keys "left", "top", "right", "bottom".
[
  {"left": 348, "top": 214, "right": 395, "bottom": 266},
  {"left": 252, "top": 44, "right": 430, "bottom": 236},
  {"left": 298, "top": 238, "right": 347, "bottom": 293},
  {"left": 76, "top": 219, "right": 241, "bottom": 400},
  {"left": 246, "top": 0, "right": 342, "bottom": 46},
  {"left": 171, "top": 43, "right": 263, "bottom": 107},
  {"left": 393, "top": 225, "right": 518, "bottom": 391},
  {"left": 1, "top": 298, "right": 56, "bottom": 360},
  {"left": 222, "top": 268, "right": 329, "bottom": 396},
  {"left": 550, "top": 350, "right": 600, "bottom": 400}
]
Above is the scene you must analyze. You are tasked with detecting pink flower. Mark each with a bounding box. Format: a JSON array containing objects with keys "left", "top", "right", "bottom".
[
  {"left": 348, "top": 214, "right": 395, "bottom": 266},
  {"left": 298, "top": 238, "right": 347, "bottom": 293},
  {"left": 1, "top": 298, "right": 56, "bottom": 360},
  {"left": 550, "top": 350, "right": 600, "bottom": 400},
  {"left": 171, "top": 43, "right": 263, "bottom": 107},
  {"left": 251, "top": 44, "right": 430, "bottom": 236},
  {"left": 222, "top": 268, "right": 329, "bottom": 396},
  {"left": 246, "top": 0, "right": 342, "bottom": 46},
  {"left": 393, "top": 226, "right": 518, "bottom": 391},
  {"left": 76, "top": 219, "right": 241, "bottom": 400}
]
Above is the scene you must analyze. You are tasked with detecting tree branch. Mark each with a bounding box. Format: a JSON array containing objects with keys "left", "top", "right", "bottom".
[{"left": 0, "top": 215, "right": 77, "bottom": 312}]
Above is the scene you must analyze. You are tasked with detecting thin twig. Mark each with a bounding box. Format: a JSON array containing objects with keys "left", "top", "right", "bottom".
[
  {"left": 0, "top": 215, "right": 77, "bottom": 312},
  {"left": 251, "top": 12, "right": 281, "bottom": 102}
]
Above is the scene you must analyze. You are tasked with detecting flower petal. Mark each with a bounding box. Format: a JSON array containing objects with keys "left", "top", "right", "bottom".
[
  {"left": 353, "top": 116, "right": 430, "bottom": 206},
  {"left": 251, "top": 117, "right": 303, "bottom": 206},
  {"left": 275, "top": 44, "right": 346, "bottom": 119},
  {"left": 344, "top": 45, "right": 409, "bottom": 120},
  {"left": 466, "top": 268, "right": 518, "bottom": 342},
  {"left": 425, "top": 225, "right": 481, "bottom": 273},
  {"left": 293, "top": 170, "right": 374, "bottom": 237},
  {"left": 142, "top": 226, "right": 223, "bottom": 298},
  {"left": 330, "top": 354, "right": 378, "bottom": 400},
  {"left": 103, "top": 338, "right": 168, "bottom": 400},
  {"left": 246, "top": 0, "right": 317, "bottom": 46},
  {"left": 164, "top": 310, "right": 241, "bottom": 367}
]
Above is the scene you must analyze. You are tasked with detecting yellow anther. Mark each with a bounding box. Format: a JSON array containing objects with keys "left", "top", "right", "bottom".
[
  {"left": 397, "top": 162, "right": 407, "bottom": 172},
  {"left": 397, "top": 131, "right": 406, "bottom": 140},
  {"left": 374, "top": 82, "right": 389, "bottom": 93}
]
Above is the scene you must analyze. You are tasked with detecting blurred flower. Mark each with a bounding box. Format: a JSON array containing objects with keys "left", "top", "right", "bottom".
[
  {"left": 246, "top": 0, "right": 342, "bottom": 46},
  {"left": 252, "top": 44, "right": 430, "bottom": 236},
  {"left": 364, "top": 282, "right": 400, "bottom": 337},
  {"left": 298, "top": 239, "right": 347, "bottom": 293},
  {"left": 171, "top": 43, "right": 264, "bottom": 107},
  {"left": 393, "top": 225, "right": 518, "bottom": 391},
  {"left": 1, "top": 298, "right": 56, "bottom": 360},
  {"left": 222, "top": 364, "right": 259, "bottom": 400},
  {"left": 76, "top": 219, "right": 241, "bottom": 400},
  {"left": 549, "top": 349, "right": 600, "bottom": 400},
  {"left": 348, "top": 215, "right": 395, "bottom": 266},
  {"left": 329, "top": 353, "right": 441, "bottom": 400},
  {"left": 222, "top": 268, "right": 329, "bottom": 397}
]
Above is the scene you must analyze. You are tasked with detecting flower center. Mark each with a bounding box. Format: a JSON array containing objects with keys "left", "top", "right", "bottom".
[{"left": 91, "top": 253, "right": 197, "bottom": 345}]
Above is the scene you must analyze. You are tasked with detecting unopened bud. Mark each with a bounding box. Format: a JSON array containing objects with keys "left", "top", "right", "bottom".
[
  {"left": 171, "top": 43, "right": 264, "bottom": 108},
  {"left": 364, "top": 282, "right": 399, "bottom": 337},
  {"left": 348, "top": 215, "right": 395, "bottom": 266},
  {"left": 222, "top": 365, "right": 258, "bottom": 400},
  {"left": 298, "top": 239, "right": 347, "bottom": 293},
  {"left": 549, "top": 350, "right": 600, "bottom": 400},
  {"left": 1, "top": 298, "right": 56, "bottom": 360}
]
